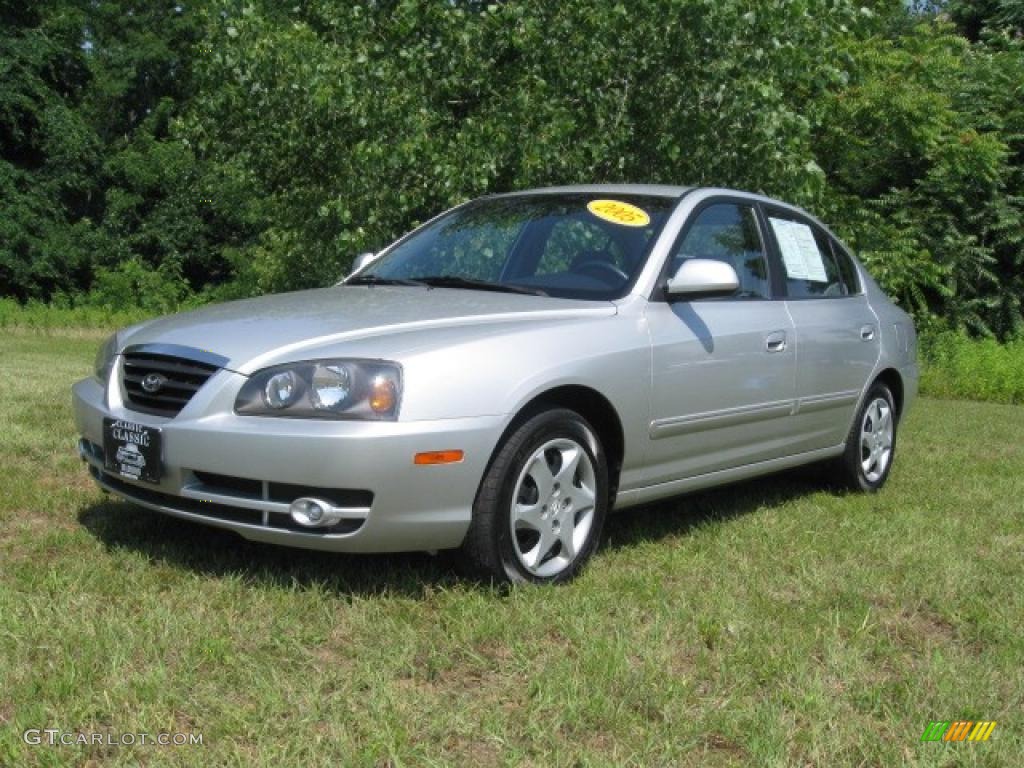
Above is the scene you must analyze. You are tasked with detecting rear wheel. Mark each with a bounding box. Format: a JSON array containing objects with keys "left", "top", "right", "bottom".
[
  {"left": 836, "top": 382, "right": 897, "bottom": 491},
  {"left": 460, "top": 408, "right": 609, "bottom": 583}
]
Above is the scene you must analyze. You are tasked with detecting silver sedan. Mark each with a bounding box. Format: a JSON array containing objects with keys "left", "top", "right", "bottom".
[{"left": 73, "top": 185, "right": 918, "bottom": 583}]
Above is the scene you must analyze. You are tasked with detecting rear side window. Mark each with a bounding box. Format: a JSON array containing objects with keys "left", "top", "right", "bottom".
[
  {"left": 829, "top": 238, "right": 861, "bottom": 294},
  {"left": 767, "top": 215, "right": 850, "bottom": 298},
  {"left": 669, "top": 203, "right": 770, "bottom": 298}
]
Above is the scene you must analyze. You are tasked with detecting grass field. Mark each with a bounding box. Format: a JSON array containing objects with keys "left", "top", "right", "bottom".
[{"left": 1, "top": 329, "right": 1022, "bottom": 767}]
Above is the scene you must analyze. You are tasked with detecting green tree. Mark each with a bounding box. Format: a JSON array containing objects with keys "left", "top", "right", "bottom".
[
  {"left": 2, "top": 0, "right": 1022, "bottom": 340},
  {"left": 0, "top": 0, "right": 100, "bottom": 300},
  {"left": 946, "top": 0, "right": 1024, "bottom": 40},
  {"left": 0, "top": 0, "right": 241, "bottom": 304},
  {"left": 814, "top": 19, "right": 1024, "bottom": 337},
  {"left": 84, "top": 0, "right": 249, "bottom": 293},
  {"left": 185, "top": 0, "right": 858, "bottom": 292}
]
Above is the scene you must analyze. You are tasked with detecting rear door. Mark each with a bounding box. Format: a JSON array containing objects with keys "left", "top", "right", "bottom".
[{"left": 762, "top": 207, "right": 880, "bottom": 449}]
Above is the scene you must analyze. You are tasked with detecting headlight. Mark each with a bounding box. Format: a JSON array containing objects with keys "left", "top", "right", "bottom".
[
  {"left": 235, "top": 359, "right": 402, "bottom": 420},
  {"left": 265, "top": 370, "right": 300, "bottom": 409},
  {"left": 310, "top": 364, "right": 351, "bottom": 410},
  {"left": 94, "top": 332, "right": 118, "bottom": 384}
]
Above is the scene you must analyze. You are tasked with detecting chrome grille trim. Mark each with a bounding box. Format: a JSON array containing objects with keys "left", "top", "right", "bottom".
[
  {"left": 120, "top": 346, "right": 221, "bottom": 417},
  {"left": 122, "top": 343, "right": 230, "bottom": 370}
]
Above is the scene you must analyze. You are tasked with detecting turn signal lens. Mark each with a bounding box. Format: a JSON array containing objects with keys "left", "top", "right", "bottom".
[
  {"left": 369, "top": 375, "right": 397, "bottom": 414},
  {"left": 414, "top": 450, "right": 465, "bottom": 465}
]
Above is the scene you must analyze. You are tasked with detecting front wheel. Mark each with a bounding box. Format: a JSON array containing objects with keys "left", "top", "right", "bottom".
[
  {"left": 460, "top": 408, "right": 609, "bottom": 584},
  {"left": 835, "top": 382, "right": 897, "bottom": 491}
]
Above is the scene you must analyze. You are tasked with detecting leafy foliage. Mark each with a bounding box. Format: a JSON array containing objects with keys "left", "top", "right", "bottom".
[
  {"left": 184, "top": 0, "right": 856, "bottom": 291},
  {"left": 920, "top": 330, "right": 1024, "bottom": 402},
  {"left": 0, "top": 0, "right": 97, "bottom": 300},
  {"left": 0, "top": 0, "right": 1022, "bottom": 338},
  {"left": 815, "top": 22, "right": 1024, "bottom": 336}
]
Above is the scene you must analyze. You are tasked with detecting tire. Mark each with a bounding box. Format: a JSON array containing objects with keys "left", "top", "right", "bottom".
[
  {"left": 835, "top": 382, "right": 897, "bottom": 492},
  {"left": 460, "top": 407, "right": 609, "bottom": 584}
]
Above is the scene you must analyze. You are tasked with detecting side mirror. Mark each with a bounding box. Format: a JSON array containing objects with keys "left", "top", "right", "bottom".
[
  {"left": 665, "top": 258, "right": 739, "bottom": 298},
  {"left": 350, "top": 251, "right": 378, "bottom": 275}
]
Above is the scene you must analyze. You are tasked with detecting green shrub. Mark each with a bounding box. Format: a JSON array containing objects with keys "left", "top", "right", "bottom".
[
  {"left": 84, "top": 258, "right": 191, "bottom": 316},
  {"left": 920, "top": 331, "right": 1024, "bottom": 403},
  {"left": 0, "top": 298, "right": 154, "bottom": 333},
  {"left": 0, "top": 259, "right": 200, "bottom": 332}
]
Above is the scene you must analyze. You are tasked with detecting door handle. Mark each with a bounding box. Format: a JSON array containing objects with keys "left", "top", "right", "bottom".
[
  {"left": 860, "top": 325, "right": 876, "bottom": 341},
  {"left": 765, "top": 331, "right": 787, "bottom": 353}
]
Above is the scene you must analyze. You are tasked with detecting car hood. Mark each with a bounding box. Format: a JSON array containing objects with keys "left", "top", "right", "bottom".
[{"left": 119, "top": 285, "right": 616, "bottom": 373}]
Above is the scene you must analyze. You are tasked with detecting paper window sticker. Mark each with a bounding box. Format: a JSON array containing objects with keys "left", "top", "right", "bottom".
[{"left": 769, "top": 218, "right": 828, "bottom": 282}]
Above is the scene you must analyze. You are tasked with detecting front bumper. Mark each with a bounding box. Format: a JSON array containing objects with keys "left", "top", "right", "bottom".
[{"left": 72, "top": 370, "right": 505, "bottom": 553}]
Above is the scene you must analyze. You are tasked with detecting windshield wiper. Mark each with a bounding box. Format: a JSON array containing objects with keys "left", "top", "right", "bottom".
[
  {"left": 413, "top": 275, "right": 548, "bottom": 296},
  {"left": 347, "top": 275, "right": 429, "bottom": 288}
]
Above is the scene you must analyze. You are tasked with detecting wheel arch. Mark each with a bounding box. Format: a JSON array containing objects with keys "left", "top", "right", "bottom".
[
  {"left": 840, "top": 367, "right": 906, "bottom": 451},
  {"left": 490, "top": 385, "right": 625, "bottom": 502},
  {"left": 873, "top": 367, "right": 905, "bottom": 422}
]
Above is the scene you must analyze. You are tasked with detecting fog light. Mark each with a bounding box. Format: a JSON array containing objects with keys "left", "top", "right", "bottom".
[{"left": 289, "top": 497, "right": 336, "bottom": 528}]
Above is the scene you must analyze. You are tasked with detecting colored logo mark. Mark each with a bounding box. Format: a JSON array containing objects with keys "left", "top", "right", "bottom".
[{"left": 920, "top": 721, "right": 997, "bottom": 742}]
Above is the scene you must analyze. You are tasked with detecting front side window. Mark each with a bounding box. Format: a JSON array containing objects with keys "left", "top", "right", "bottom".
[
  {"left": 669, "top": 203, "right": 770, "bottom": 298},
  {"left": 767, "top": 215, "right": 850, "bottom": 298},
  {"left": 361, "top": 194, "right": 676, "bottom": 300}
]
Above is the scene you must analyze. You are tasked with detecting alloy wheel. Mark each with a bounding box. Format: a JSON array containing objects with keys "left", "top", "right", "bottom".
[
  {"left": 860, "top": 397, "right": 893, "bottom": 483},
  {"left": 509, "top": 438, "right": 597, "bottom": 578}
]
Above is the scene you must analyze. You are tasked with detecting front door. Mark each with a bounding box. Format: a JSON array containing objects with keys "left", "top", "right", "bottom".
[{"left": 642, "top": 201, "right": 798, "bottom": 485}]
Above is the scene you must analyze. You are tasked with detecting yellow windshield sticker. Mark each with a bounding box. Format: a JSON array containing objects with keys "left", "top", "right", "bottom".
[{"left": 587, "top": 199, "right": 651, "bottom": 227}]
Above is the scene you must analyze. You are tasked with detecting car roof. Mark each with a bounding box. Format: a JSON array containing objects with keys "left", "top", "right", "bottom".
[
  {"left": 501, "top": 183, "right": 692, "bottom": 199},
  {"left": 499, "top": 184, "right": 804, "bottom": 212},
  {"left": 499, "top": 182, "right": 827, "bottom": 225},
  {"left": 490, "top": 184, "right": 845, "bottom": 250}
]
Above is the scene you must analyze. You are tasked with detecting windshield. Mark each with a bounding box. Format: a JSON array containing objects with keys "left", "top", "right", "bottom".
[{"left": 357, "top": 193, "right": 677, "bottom": 300}]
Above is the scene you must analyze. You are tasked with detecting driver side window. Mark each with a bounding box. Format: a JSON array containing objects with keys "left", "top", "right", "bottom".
[{"left": 670, "top": 203, "right": 770, "bottom": 299}]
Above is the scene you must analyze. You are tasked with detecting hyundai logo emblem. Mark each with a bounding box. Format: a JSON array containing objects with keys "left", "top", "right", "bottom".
[{"left": 141, "top": 372, "right": 168, "bottom": 393}]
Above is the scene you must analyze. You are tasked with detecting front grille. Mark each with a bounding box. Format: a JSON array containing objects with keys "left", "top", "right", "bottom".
[
  {"left": 94, "top": 468, "right": 267, "bottom": 526},
  {"left": 192, "top": 471, "right": 262, "bottom": 498},
  {"left": 191, "top": 471, "right": 375, "bottom": 509},
  {"left": 122, "top": 352, "right": 219, "bottom": 417}
]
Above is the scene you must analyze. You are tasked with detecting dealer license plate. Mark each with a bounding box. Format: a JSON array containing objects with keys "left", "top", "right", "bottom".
[{"left": 103, "top": 418, "right": 162, "bottom": 484}]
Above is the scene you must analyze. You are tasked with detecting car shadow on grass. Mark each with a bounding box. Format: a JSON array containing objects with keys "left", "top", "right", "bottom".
[
  {"left": 77, "top": 465, "right": 832, "bottom": 596},
  {"left": 77, "top": 498, "right": 460, "bottom": 597},
  {"left": 602, "top": 464, "right": 831, "bottom": 550}
]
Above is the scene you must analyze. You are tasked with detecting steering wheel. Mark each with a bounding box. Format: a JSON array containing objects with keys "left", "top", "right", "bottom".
[{"left": 571, "top": 259, "right": 629, "bottom": 284}]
